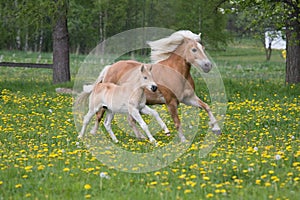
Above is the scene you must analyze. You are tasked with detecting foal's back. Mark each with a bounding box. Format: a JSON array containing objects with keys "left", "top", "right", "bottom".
[{"left": 92, "top": 82, "right": 135, "bottom": 113}]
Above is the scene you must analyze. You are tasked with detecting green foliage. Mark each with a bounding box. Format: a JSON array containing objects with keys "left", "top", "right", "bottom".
[{"left": 0, "top": 0, "right": 229, "bottom": 53}]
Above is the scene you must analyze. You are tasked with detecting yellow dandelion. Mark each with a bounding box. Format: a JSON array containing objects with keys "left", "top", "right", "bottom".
[
  {"left": 15, "top": 184, "right": 22, "bottom": 188},
  {"left": 206, "top": 193, "right": 214, "bottom": 198},
  {"left": 37, "top": 165, "right": 45, "bottom": 171},
  {"left": 265, "top": 182, "right": 271, "bottom": 187},
  {"left": 0, "top": 181, "right": 3, "bottom": 185},
  {"left": 184, "top": 189, "right": 192, "bottom": 194},
  {"left": 154, "top": 171, "right": 161, "bottom": 176},
  {"left": 63, "top": 168, "right": 70, "bottom": 172},
  {"left": 22, "top": 174, "right": 28, "bottom": 179},
  {"left": 25, "top": 193, "right": 31, "bottom": 198},
  {"left": 84, "top": 184, "right": 92, "bottom": 190},
  {"left": 85, "top": 194, "right": 91, "bottom": 199},
  {"left": 149, "top": 181, "right": 157, "bottom": 186}
]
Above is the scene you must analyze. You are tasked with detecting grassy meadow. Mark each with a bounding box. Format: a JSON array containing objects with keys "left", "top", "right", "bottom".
[{"left": 0, "top": 40, "right": 299, "bottom": 200}]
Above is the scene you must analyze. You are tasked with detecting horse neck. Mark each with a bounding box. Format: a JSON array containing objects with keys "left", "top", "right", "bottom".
[{"left": 159, "top": 52, "right": 191, "bottom": 78}]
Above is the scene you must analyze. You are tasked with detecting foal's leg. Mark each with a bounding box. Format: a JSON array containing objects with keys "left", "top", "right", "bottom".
[
  {"left": 129, "top": 108, "right": 157, "bottom": 144},
  {"left": 78, "top": 109, "right": 96, "bottom": 139},
  {"left": 183, "top": 95, "right": 221, "bottom": 134},
  {"left": 140, "top": 105, "right": 170, "bottom": 135},
  {"left": 127, "top": 115, "right": 146, "bottom": 139},
  {"left": 103, "top": 111, "right": 118, "bottom": 143}
]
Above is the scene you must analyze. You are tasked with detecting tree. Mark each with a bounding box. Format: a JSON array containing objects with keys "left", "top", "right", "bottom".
[
  {"left": 226, "top": 0, "right": 300, "bottom": 84},
  {"left": 52, "top": 0, "right": 70, "bottom": 84}
]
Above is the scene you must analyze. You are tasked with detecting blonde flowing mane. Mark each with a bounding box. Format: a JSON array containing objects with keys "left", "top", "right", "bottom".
[{"left": 147, "top": 30, "right": 201, "bottom": 63}]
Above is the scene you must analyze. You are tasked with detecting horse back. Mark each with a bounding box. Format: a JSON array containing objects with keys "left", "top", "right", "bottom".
[{"left": 103, "top": 60, "right": 142, "bottom": 83}]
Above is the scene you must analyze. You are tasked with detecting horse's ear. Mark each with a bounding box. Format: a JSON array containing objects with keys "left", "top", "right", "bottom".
[
  {"left": 149, "top": 65, "right": 152, "bottom": 71},
  {"left": 198, "top": 33, "right": 202, "bottom": 40},
  {"left": 141, "top": 65, "right": 144, "bottom": 72}
]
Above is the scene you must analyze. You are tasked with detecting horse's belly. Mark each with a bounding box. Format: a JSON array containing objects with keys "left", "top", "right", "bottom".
[{"left": 145, "top": 90, "right": 166, "bottom": 105}]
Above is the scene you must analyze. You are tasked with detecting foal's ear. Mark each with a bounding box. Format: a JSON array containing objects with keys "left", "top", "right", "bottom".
[
  {"left": 141, "top": 65, "right": 145, "bottom": 72},
  {"left": 149, "top": 65, "right": 152, "bottom": 71}
]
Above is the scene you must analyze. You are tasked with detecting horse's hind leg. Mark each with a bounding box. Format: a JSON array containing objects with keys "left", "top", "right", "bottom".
[
  {"left": 78, "top": 110, "right": 95, "bottom": 139},
  {"left": 103, "top": 111, "right": 118, "bottom": 143},
  {"left": 166, "top": 99, "right": 186, "bottom": 142},
  {"left": 140, "top": 106, "right": 170, "bottom": 135},
  {"left": 129, "top": 108, "right": 156, "bottom": 145},
  {"left": 127, "top": 115, "right": 146, "bottom": 139},
  {"left": 90, "top": 108, "right": 106, "bottom": 135}
]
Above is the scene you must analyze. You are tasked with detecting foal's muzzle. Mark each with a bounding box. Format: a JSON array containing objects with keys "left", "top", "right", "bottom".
[{"left": 151, "top": 85, "right": 158, "bottom": 92}]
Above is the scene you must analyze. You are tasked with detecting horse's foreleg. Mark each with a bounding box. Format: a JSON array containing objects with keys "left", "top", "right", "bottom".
[
  {"left": 184, "top": 96, "right": 221, "bottom": 135},
  {"left": 127, "top": 115, "right": 146, "bottom": 139},
  {"left": 103, "top": 111, "right": 118, "bottom": 143},
  {"left": 140, "top": 106, "right": 170, "bottom": 135},
  {"left": 129, "top": 108, "right": 156, "bottom": 145},
  {"left": 90, "top": 108, "right": 106, "bottom": 135},
  {"left": 166, "top": 99, "right": 186, "bottom": 142}
]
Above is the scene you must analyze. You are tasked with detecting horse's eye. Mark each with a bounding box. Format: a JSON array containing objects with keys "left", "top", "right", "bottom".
[
  {"left": 192, "top": 48, "right": 197, "bottom": 53},
  {"left": 144, "top": 76, "right": 147, "bottom": 79}
]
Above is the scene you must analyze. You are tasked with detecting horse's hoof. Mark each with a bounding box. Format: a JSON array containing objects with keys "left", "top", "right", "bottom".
[
  {"left": 137, "top": 135, "right": 147, "bottom": 140},
  {"left": 165, "top": 132, "right": 171, "bottom": 137}
]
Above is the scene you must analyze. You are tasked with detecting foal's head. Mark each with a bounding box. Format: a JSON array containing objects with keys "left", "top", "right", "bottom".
[
  {"left": 180, "top": 37, "right": 212, "bottom": 73},
  {"left": 139, "top": 65, "right": 157, "bottom": 92}
]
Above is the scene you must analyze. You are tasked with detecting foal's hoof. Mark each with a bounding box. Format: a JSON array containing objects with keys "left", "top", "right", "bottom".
[
  {"left": 180, "top": 137, "right": 187, "bottom": 143},
  {"left": 112, "top": 140, "right": 119, "bottom": 143},
  {"left": 90, "top": 130, "right": 96, "bottom": 135},
  {"left": 165, "top": 132, "right": 171, "bottom": 137},
  {"left": 149, "top": 139, "right": 157, "bottom": 146},
  {"left": 212, "top": 129, "right": 221, "bottom": 136}
]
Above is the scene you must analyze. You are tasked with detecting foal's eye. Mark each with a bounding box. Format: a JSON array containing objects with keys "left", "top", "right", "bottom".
[
  {"left": 192, "top": 48, "right": 197, "bottom": 53},
  {"left": 144, "top": 76, "right": 147, "bottom": 79}
]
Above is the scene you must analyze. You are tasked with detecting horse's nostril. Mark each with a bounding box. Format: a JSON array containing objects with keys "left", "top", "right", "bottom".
[
  {"left": 151, "top": 85, "right": 158, "bottom": 92},
  {"left": 205, "top": 62, "right": 212, "bottom": 68}
]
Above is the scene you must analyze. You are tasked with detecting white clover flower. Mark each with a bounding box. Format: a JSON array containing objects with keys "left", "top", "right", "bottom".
[
  {"left": 275, "top": 154, "right": 281, "bottom": 160},
  {"left": 100, "top": 172, "right": 110, "bottom": 179},
  {"left": 254, "top": 147, "right": 258, "bottom": 151},
  {"left": 48, "top": 109, "right": 53, "bottom": 113},
  {"left": 291, "top": 135, "right": 295, "bottom": 140}
]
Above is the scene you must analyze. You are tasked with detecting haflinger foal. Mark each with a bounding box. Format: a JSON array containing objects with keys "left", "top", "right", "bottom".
[{"left": 77, "top": 64, "right": 170, "bottom": 145}]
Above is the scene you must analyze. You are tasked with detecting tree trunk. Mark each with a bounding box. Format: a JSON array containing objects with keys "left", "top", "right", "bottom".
[
  {"left": 285, "top": 20, "right": 300, "bottom": 84},
  {"left": 52, "top": 0, "right": 70, "bottom": 84}
]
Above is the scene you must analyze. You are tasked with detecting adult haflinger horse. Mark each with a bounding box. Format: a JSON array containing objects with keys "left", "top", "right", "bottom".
[
  {"left": 77, "top": 65, "right": 170, "bottom": 144},
  {"left": 92, "top": 30, "right": 221, "bottom": 142}
]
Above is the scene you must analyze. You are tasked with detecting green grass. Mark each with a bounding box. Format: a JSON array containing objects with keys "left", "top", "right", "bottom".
[{"left": 0, "top": 40, "right": 299, "bottom": 200}]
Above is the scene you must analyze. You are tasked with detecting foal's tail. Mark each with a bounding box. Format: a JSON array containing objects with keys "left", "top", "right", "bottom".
[
  {"left": 74, "top": 90, "right": 90, "bottom": 107},
  {"left": 74, "top": 65, "right": 111, "bottom": 107}
]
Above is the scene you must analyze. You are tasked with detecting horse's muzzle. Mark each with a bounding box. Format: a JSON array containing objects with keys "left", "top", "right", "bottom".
[{"left": 151, "top": 85, "right": 158, "bottom": 92}]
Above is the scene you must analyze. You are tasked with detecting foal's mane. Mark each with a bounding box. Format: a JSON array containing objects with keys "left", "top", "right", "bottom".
[{"left": 147, "top": 30, "right": 201, "bottom": 63}]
